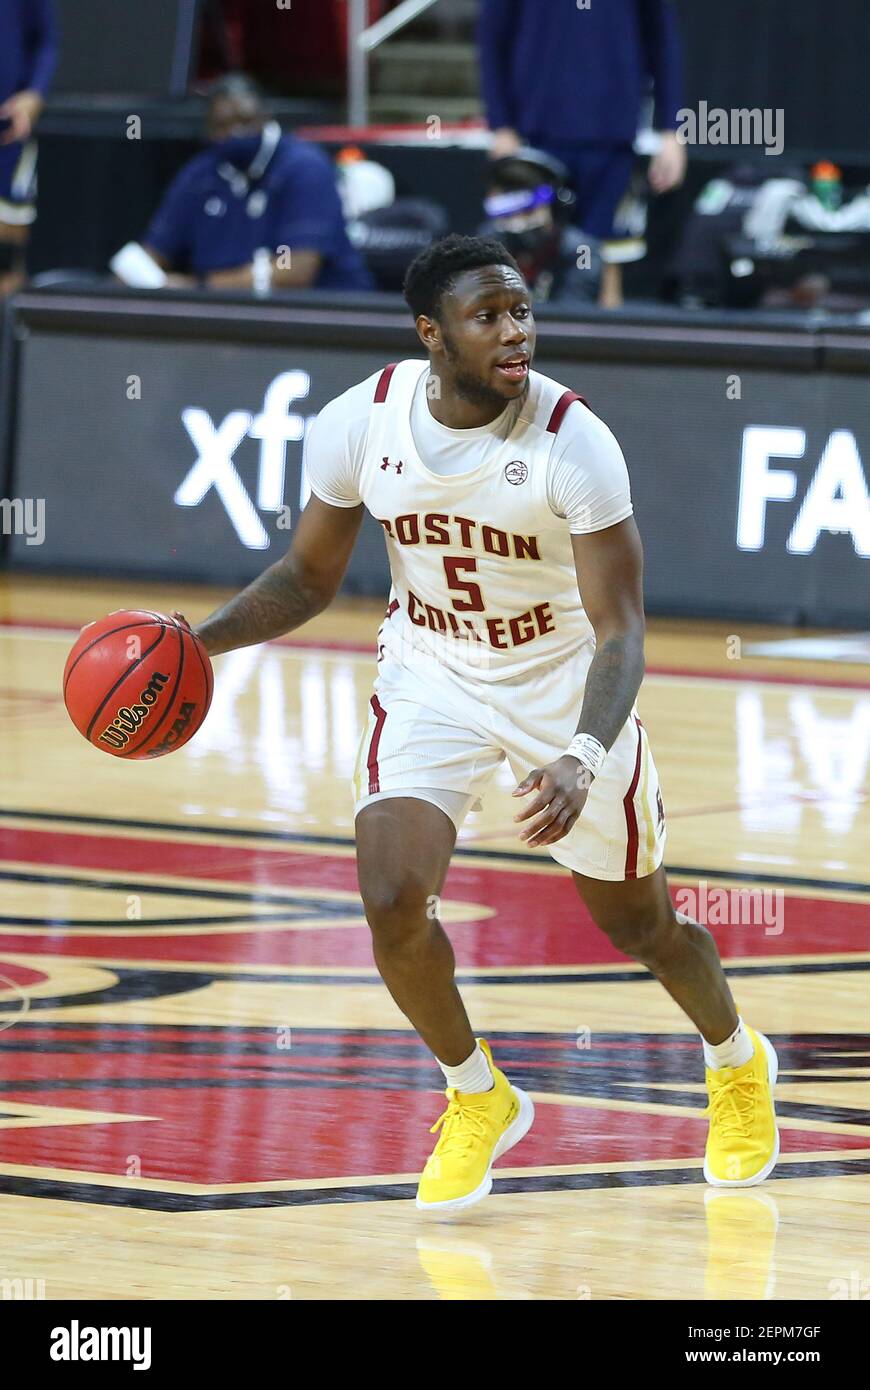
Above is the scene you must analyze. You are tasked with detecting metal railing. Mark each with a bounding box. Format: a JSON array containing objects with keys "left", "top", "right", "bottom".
[{"left": 347, "top": 0, "right": 440, "bottom": 127}]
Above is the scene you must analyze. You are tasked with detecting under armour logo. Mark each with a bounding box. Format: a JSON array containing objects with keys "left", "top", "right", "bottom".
[{"left": 380, "top": 457, "right": 404, "bottom": 473}]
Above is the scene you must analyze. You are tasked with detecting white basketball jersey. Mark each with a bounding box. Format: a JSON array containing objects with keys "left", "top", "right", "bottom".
[{"left": 360, "top": 358, "right": 596, "bottom": 682}]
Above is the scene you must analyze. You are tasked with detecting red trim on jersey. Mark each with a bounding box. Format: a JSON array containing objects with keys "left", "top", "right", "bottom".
[
  {"left": 385, "top": 599, "right": 399, "bottom": 618},
  {"left": 373, "top": 363, "right": 399, "bottom": 403},
  {"left": 547, "top": 390, "right": 589, "bottom": 433},
  {"left": 623, "top": 716, "right": 643, "bottom": 879},
  {"left": 367, "top": 695, "right": 388, "bottom": 794}
]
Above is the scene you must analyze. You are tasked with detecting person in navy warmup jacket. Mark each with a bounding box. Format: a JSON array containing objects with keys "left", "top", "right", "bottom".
[
  {"left": 478, "top": 0, "right": 685, "bottom": 306},
  {"left": 0, "top": 0, "right": 56, "bottom": 294},
  {"left": 143, "top": 75, "right": 373, "bottom": 293}
]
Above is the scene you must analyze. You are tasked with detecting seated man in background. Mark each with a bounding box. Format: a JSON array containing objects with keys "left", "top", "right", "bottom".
[
  {"left": 0, "top": 0, "right": 56, "bottom": 295},
  {"left": 115, "top": 74, "right": 373, "bottom": 293}
]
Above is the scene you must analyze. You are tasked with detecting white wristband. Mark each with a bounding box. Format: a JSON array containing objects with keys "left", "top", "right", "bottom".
[{"left": 564, "top": 733, "right": 607, "bottom": 778}]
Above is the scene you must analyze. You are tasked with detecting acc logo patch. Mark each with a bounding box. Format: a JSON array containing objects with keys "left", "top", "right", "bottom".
[{"left": 504, "top": 460, "right": 528, "bottom": 485}]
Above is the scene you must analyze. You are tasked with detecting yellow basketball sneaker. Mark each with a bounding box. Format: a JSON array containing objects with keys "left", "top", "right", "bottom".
[
  {"left": 704, "top": 1025, "right": 779, "bottom": 1186},
  {"left": 416, "top": 1039, "right": 535, "bottom": 1213}
]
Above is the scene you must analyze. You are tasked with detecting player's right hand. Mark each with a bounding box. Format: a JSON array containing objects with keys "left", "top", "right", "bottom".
[{"left": 171, "top": 611, "right": 217, "bottom": 656}]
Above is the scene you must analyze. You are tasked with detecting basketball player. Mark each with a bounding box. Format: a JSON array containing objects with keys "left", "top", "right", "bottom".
[{"left": 185, "top": 235, "right": 778, "bottom": 1212}]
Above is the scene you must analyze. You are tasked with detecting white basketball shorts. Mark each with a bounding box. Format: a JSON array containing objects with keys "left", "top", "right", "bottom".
[{"left": 353, "top": 640, "right": 666, "bottom": 881}]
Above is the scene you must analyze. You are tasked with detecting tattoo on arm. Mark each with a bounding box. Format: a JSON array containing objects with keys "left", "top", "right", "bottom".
[
  {"left": 195, "top": 559, "right": 327, "bottom": 656},
  {"left": 574, "top": 631, "right": 645, "bottom": 750}
]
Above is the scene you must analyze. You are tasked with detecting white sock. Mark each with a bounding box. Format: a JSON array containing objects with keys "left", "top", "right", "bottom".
[
  {"left": 439, "top": 1041, "right": 494, "bottom": 1094},
  {"left": 703, "top": 1017, "right": 754, "bottom": 1070}
]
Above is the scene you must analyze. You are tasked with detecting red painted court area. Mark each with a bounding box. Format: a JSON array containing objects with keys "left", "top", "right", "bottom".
[
  {"left": 1, "top": 823, "right": 869, "bottom": 969},
  {"left": 1, "top": 1026, "right": 864, "bottom": 1185},
  {"left": 1, "top": 819, "right": 868, "bottom": 1198}
]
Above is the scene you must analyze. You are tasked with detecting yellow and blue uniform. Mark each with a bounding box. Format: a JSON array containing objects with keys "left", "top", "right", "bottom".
[{"left": 479, "top": 0, "right": 683, "bottom": 244}]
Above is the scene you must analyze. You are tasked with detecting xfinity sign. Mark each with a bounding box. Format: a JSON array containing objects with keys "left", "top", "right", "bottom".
[
  {"left": 737, "top": 426, "right": 870, "bottom": 555},
  {"left": 175, "top": 371, "right": 316, "bottom": 547},
  {"left": 13, "top": 320, "right": 870, "bottom": 623}
]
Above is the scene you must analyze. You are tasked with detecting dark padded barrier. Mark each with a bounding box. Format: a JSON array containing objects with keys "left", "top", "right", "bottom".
[{"left": 4, "top": 289, "right": 869, "bottom": 627}]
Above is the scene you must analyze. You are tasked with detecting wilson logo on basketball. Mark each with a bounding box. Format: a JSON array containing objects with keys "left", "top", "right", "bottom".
[
  {"left": 98, "top": 670, "right": 170, "bottom": 749},
  {"left": 144, "top": 701, "right": 199, "bottom": 758}
]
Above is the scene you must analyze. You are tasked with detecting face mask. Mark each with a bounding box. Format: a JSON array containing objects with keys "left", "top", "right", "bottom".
[
  {"left": 498, "top": 221, "right": 559, "bottom": 260},
  {"left": 498, "top": 224, "right": 561, "bottom": 287},
  {"left": 211, "top": 132, "right": 263, "bottom": 169}
]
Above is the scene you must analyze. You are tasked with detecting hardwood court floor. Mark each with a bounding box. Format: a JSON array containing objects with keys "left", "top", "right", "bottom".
[{"left": 0, "top": 573, "right": 868, "bottom": 1300}]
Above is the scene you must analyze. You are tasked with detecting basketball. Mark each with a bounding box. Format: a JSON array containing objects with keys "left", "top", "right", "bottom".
[{"left": 62, "top": 609, "right": 213, "bottom": 758}]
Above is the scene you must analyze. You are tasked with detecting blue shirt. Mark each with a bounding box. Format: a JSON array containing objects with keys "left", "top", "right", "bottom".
[
  {"left": 479, "top": 0, "right": 683, "bottom": 146},
  {"left": 0, "top": 0, "right": 56, "bottom": 103},
  {"left": 145, "top": 126, "right": 374, "bottom": 291}
]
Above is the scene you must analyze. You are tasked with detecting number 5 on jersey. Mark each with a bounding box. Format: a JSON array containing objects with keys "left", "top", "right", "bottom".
[{"left": 443, "top": 557, "right": 485, "bottom": 612}]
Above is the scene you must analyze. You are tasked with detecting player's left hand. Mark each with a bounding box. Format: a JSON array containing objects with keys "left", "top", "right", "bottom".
[{"left": 512, "top": 756, "right": 592, "bottom": 847}]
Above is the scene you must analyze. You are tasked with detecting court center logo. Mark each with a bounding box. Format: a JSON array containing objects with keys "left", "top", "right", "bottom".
[
  {"left": 504, "top": 460, "right": 528, "bottom": 485},
  {"left": 0, "top": 969, "right": 30, "bottom": 1033}
]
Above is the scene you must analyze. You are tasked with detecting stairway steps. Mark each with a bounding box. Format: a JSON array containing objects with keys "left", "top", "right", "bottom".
[{"left": 374, "top": 40, "right": 478, "bottom": 97}]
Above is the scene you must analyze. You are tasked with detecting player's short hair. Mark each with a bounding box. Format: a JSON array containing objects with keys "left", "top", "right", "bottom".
[
  {"left": 207, "top": 72, "right": 263, "bottom": 109},
  {"left": 403, "top": 234, "right": 522, "bottom": 320}
]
